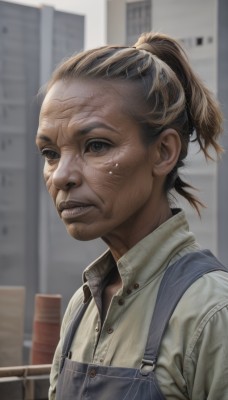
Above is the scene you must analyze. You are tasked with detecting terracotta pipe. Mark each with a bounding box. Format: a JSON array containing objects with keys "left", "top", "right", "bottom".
[{"left": 31, "top": 294, "right": 61, "bottom": 365}]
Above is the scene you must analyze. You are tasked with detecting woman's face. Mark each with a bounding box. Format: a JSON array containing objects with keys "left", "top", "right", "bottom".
[{"left": 36, "top": 79, "right": 163, "bottom": 244}]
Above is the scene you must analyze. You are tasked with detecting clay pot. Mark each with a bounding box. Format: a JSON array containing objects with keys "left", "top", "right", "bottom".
[{"left": 31, "top": 294, "right": 61, "bottom": 365}]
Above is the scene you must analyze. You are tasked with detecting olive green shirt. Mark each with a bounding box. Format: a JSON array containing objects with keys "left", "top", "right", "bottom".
[{"left": 49, "top": 210, "right": 228, "bottom": 399}]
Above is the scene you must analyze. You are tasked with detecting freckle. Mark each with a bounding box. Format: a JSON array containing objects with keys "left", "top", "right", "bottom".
[{"left": 109, "top": 171, "right": 113, "bottom": 175}]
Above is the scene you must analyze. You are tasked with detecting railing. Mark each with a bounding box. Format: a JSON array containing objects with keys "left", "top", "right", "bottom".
[{"left": 0, "top": 364, "right": 51, "bottom": 400}]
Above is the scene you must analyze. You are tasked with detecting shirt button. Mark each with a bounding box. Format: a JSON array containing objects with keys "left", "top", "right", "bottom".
[
  {"left": 133, "top": 283, "right": 139, "bottom": 289},
  {"left": 118, "top": 298, "right": 124, "bottom": 305},
  {"left": 126, "top": 288, "right": 132, "bottom": 295},
  {"left": 95, "top": 326, "right": 99, "bottom": 332},
  {"left": 107, "top": 327, "right": 113, "bottom": 334},
  {"left": 89, "top": 368, "right": 97, "bottom": 378}
]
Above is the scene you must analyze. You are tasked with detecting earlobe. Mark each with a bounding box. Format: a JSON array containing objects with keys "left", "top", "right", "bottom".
[{"left": 152, "top": 129, "right": 182, "bottom": 177}]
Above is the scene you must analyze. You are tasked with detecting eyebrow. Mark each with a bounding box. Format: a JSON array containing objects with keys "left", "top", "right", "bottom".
[
  {"left": 36, "top": 134, "right": 52, "bottom": 144},
  {"left": 77, "top": 122, "right": 117, "bottom": 135},
  {"left": 36, "top": 122, "right": 118, "bottom": 143}
]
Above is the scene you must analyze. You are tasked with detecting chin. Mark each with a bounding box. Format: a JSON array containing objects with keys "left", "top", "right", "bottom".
[{"left": 65, "top": 223, "right": 100, "bottom": 242}]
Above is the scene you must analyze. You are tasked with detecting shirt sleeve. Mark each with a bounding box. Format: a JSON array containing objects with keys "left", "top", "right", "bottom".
[{"left": 184, "top": 300, "right": 228, "bottom": 400}]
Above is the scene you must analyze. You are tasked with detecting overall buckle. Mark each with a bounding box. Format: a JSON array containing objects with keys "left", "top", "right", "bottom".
[{"left": 140, "top": 359, "right": 156, "bottom": 376}]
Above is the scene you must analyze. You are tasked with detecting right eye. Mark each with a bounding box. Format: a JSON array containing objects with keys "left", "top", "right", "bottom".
[{"left": 41, "top": 149, "right": 60, "bottom": 162}]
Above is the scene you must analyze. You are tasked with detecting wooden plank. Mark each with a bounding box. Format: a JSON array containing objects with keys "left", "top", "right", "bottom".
[{"left": 0, "top": 364, "right": 51, "bottom": 377}]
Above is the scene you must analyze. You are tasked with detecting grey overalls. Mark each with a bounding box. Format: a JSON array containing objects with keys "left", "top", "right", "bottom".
[{"left": 56, "top": 250, "right": 227, "bottom": 400}]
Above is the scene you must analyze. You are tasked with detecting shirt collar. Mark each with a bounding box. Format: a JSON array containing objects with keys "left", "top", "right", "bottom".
[{"left": 82, "top": 209, "right": 198, "bottom": 302}]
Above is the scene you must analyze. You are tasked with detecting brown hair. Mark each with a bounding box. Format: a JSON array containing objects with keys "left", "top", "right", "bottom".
[{"left": 45, "top": 32, "right": 223, "bottom": 214}]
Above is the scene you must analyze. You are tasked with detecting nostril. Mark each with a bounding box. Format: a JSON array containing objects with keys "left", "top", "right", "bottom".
[{"left": 66, "top": 181, "right": 76, "bottom": 189}]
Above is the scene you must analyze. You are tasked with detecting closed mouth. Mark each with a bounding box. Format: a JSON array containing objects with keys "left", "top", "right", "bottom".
[{"left": 58, "top": 200, "right": 92, "bottom": 213}]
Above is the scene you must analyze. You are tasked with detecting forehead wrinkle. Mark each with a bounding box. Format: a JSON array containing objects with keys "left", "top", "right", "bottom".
[
  {"left": 42, "top": 96, "right": 103, "bottom": 122},
  {"left": 40, "top": 81, "right": 141, "bottom": 141}
]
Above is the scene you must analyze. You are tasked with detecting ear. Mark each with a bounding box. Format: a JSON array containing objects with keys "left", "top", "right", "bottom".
[{"left": 151, "top": 129, "right": 181, "bottom": 177}]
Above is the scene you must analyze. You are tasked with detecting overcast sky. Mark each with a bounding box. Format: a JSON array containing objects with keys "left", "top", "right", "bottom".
[{"left": 5, "top": 0, "right": 107, "bottom": 48}]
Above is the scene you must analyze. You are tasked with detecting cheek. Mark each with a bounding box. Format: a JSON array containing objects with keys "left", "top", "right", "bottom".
[
  {"left": 85, "top": 157, "right": 143, "bottom": 202},
  {"left": 86, "top": 160, "right": 124, "bottom": 189},
  {"left": 100, "top": 150, "right": 149, "bottom": 185},
  {"left": 43, "top": 166, "right": 51, "bottom": 188},
  {"left": 98, "top": 151, "right": 154, "bottom": 204},
  {"left": 92, "top": 147, "right": 137, "bottom": 181},
  {"left": 43, "top": 167, "right": 57, "bottom": 199}
]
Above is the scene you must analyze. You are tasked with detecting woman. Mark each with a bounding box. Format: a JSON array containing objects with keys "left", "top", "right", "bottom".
[{"left": 36, "top": 32, "right": 228, "bottom": 399}]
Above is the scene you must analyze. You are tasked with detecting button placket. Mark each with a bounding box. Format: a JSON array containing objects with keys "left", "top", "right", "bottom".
[
  {"left": 133, "top": 283, "right": 140, "bottom": 289},
  {"left": 118, "top": 298, "right": 125, "bottom": 306}
]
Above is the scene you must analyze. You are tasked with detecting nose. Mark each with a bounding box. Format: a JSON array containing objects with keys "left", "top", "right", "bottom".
[{"left": 52, "top": 155, "right": 82, "bottom": 191}]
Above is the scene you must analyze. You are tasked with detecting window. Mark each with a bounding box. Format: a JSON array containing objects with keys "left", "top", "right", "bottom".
[
  {"left": 196, "top": 37, "right": 203, "bottom": 46},
  {"left": 126, "top": 1, "right": 151, "bottom": 45}
]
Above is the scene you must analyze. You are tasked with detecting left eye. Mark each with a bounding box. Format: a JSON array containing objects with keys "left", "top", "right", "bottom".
[
  {"left": 86, "top": 141, "right": 110, "bottom": 153},
  {"left": 41, "top": 149, "right": 59, "bottom": 160}
]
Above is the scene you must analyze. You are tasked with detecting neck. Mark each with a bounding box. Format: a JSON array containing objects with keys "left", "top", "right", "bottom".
[{"left": 102, "top": 203, "right": 172, "bottom": 262}]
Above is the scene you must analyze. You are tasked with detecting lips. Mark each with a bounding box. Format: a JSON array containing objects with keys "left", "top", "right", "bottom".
[
  {"left": 58, "top": 200, "right": 92, "bottom": 211},
  {"left": 57, "top": 200, "right": 94, "bottom": 220}
]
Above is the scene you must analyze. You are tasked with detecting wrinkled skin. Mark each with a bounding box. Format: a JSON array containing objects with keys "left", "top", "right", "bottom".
[{"left": 36, "top": 79, "right": 177, "bottom": 260}]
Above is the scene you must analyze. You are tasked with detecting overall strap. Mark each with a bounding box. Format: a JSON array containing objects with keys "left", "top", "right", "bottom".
[
  {"left": 142, "top": 250, "right": 228, "bottom": 368},
  {"left": 59, "top": 299, "right": 91, "bottom": 373}
]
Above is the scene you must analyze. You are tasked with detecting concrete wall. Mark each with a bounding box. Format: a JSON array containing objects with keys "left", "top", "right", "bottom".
[{"left": 107, "top": 0, "right": 126, "bottom": 44}]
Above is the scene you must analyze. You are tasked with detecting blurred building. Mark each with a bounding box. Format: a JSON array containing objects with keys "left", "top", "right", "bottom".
[{"left": 0, "top": 1, "right": 99, "bottom": 339}]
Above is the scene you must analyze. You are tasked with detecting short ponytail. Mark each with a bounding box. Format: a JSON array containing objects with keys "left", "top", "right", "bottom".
[{"left": 134, "top": 32, "right": 223, "bottom": 158}]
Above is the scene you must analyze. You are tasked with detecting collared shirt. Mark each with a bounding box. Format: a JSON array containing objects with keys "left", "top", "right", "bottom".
[{"left": 49, "top": 210, "right": 228, "bottom": 399}]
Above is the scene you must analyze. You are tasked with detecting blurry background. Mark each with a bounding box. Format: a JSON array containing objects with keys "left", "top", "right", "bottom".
[{"left": 0, "top": 0, "right": 227, "bottom": 363}]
